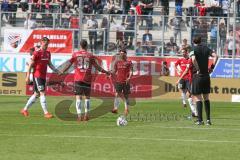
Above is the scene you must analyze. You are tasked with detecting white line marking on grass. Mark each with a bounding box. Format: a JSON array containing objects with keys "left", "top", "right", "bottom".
[
  {"left": 0, "top": 134, "right": 239, "bottom": 144},
  {"left": 136, "top": 125, "right": 240, "bottom": 131},
  {"left": 1, "top": 122, "right": 240, "bottom": 132}
]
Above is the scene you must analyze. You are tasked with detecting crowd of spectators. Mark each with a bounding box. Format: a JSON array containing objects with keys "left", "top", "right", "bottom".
[{"left": 0, "top": 0, "right": 239, "bottom": 57}]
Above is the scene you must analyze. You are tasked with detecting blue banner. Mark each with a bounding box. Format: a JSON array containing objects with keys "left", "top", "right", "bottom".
[{"left": 211, "top": 58, "right": 240, "bottom": 78}]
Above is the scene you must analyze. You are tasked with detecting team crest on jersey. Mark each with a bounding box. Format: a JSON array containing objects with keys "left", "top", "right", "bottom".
[{"left": 8, "top": 33, "right": 22, "bottom": 48}]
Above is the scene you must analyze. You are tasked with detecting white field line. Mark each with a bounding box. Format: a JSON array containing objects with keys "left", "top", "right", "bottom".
[
  {"left": 1, "top": 122, "right": 240, "bottom": 132},
  {"left": 136, "top": 125, "right": 240, "bottom": 131},
  {"left": 0, "top": 134, "right": 239, "bottom": 144}
]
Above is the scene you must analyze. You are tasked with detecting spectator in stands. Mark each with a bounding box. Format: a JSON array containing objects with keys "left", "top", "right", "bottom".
[
  {"left": 179, "top": 38, "right": 191, "bottom": 52},
  {"left": 195, "top": 18, "right": 208, "bottom": 45},
  {"left": 101, "top": 17, "right": 109, "bottom": 51},
  {"left": 82, "top": 0, "right": 93, "bottom": 14},
  {"left": 169, "top": 12, "right": 184, "bottom": 45},
  {"left": 107, "top": 0, "right": 115, "bottom": 14},
  {"left": 123, "top": 0, "right": 132, "bottom": 15},
  {"left": 19, "top": 0, "right": 29, "bottom": 12},
  {"left": 142, "top": 29, "right": 152, "bottom": 45},
  {"left": 62, "top": 5, "right": 72, "bottom": 28},
  {"left": 31, "top": 0, "right": 41, "bottom": 19},
  {"left": 210, "top": 20, "right": 218, "bottom": 51},
  {"left": 208, "top": 0, "right": 223, "bottom": 17},
  {"left": 92, "top": 0, "right": 103, "bottom": 14},
  {"left": 161, "top": 0, "right": 169, "bottom": 31},
  {"left": 135, "top": 41, "right": 143, "bottom": 56},
  {"left": 175, "top": 0, "right": 183, "bottom": 16},
  {"left": 1, "top": 0, "right": 9, "bottom": 22},
  {"left": 139, "top": 0, "right": 153, "bottom": 30},
  {"left": 237, "top": 0, "right": 240, "bottom": 18},
  {"left": 226, "top": 30, "right": 238, "bottom": 57},
  {"left": 197, "top": 0, "right": 207, "bottom": 16},
  {"left": 115, "top": 22, "right": 125, "bottom": 47},
  {"left": 107, "top": 0, "right": 116, "bottom": 23},
  {"left": 145, "top": 41, "right": 155, "bottom": 56},
  {"left": 191, "top": 18, "right": 199, "bottom": 43},
  {"left": 69, "top": 13, "right": 79, "bottom": 48},
  {"left": 87, "top": 15, "right": 98, "bottom": 52},
  {"left": 165, "top": 37, "right": 179, "bottom": 55},
  {"left": 221, "top": 0, "right": 229, "bottom": 25},
  {"left": 43, "top": 9, "right": 53, "bottom": 28},
  {"left": 219, "top": 20, "right": 227, "bottom": 56},
  {"left": 24, "top": 14, "right": 37, "bottom": 29},
  {"left": 124, "top": 9, "right": 135, "bottom": 48},
  {"left": 8, "top": 0, "right": 17, "bottom": 26}
]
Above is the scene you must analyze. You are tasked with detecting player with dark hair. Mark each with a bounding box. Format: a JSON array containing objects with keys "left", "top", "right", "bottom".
[
  {"left": 111, "top": 49, "right": 133, "bottom": 116},
  {"left": 190, "top": 36, "right": 218, "bottom": 125},
  {"left": 61, "top": 39, "right": 110, "bottom": 122},
  {"left": 176, "top": 48, "right": 197, "bottom": 117},
  {"left": 21, "top": 37, "right": 60, "bottom": 118}
]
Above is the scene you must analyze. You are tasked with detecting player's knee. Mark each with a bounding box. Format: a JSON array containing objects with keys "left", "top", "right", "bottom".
[{"left": 39, "top": 91, "right": 45, "bottom": 97}]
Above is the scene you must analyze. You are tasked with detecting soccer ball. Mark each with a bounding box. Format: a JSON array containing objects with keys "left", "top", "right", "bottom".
[{"left": 116, "top": 116, "right": 128, "bottom": 126}]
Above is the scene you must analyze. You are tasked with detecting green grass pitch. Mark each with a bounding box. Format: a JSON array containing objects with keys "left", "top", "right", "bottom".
[{"left": 0, "top": 95, "right": 240, "bottom": 160}]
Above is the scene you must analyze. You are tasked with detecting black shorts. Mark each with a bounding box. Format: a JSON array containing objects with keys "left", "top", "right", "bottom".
[
  {"left": 74, "top": 81, "right": 91, "bottom": 96},
  {"left": 178, "top": 79, "right": 191, "bottom": 91},
  {"left": 115, "top": 82, "right": 131, "bottom": 95},
  {"left": 191, "top": 74, "right": 210, "bottom": 95},
  {"left": 33, "top": 77, "right": 46, "bottom": 93}
]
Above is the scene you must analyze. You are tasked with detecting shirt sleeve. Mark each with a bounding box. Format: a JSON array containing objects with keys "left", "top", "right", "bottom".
[
  {"left": 32, "top": 51, "right": 39, "bottom": 61},
  {"left": 175, "top": 59, "right": 180, "bottom": 66},
  {"left": 69, "top": 53, "right": 75, "bottom": 63}
]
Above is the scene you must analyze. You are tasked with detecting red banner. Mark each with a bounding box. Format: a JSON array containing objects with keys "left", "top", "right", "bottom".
[
  {"left": 26, "top": 74, "right": 152, "bottom": 98},
  {"left": 20, "top": 30, "right": 72, "bottom": 53}
]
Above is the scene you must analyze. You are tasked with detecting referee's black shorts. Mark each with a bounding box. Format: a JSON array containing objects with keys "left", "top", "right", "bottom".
[{"left": 191, "top": 74, "right": 210, "bottom": 95}]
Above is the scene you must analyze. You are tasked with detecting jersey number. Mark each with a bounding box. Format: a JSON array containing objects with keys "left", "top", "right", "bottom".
[{"left": 77, "top": 57, "right": 90, "bottom": 70}]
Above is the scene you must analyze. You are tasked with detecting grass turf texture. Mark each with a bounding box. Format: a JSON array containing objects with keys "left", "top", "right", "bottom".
[{"left": 0, "top": 95, "right": 240, "bottom": 160}]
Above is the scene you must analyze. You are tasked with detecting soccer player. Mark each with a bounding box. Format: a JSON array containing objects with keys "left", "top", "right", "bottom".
[
  {"left": 21, "top": 37, "right": 60, "bottom": 118},
  {"left": 61, "top": 40, "right": 109, "bottom": 121},
  {"left": 190, "top": 36, "right": 218, "bottom": 125},
  {"left": 111, "top": 49, "right": 133, "bottom": 116},
  {"left": 175, "top": 48, "right": 197, "bottom": 117}
]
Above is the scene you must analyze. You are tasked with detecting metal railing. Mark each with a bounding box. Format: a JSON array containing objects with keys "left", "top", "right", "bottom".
[{"left": 0, "top": 10, "right": 239, "bottom": 58}]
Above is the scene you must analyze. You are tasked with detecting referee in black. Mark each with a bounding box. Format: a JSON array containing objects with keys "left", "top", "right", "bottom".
[{"left": 190, "top": 36, "right": 218, "bottom": 125}]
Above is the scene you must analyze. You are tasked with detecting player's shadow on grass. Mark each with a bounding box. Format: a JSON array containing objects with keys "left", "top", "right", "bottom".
[{"left": 55, "top": 97, "right": 137, "bottom": 121}]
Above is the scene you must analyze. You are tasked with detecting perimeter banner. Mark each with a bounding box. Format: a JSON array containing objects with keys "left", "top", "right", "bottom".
[
  {"left": 0, "top": 72, "right": 26, "bottom": 95},
  {"left": 3, "top": 29, "right": 73, "bottom": 53}
]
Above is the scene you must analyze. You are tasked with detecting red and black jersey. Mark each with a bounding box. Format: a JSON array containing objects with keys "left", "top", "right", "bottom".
[
  {"left": 70, "top": 50, "right": 98, "bottom": 83},
  {"left": 32, "top": 49, "right": 51, "bottom": 79},
  {"left": 175, "top": 57, "right": 192, "bottom": 80},
  {"left": 114, "top": 60, "right": 132, "bottom": 83}
]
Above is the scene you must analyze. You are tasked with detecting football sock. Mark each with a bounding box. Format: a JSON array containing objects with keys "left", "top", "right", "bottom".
[
  {"left": 188, "top": 98, "right": 197, "bottom": 115},
  {"left": 204, "top": 100, "right": 211, "bottom": 121},
  {"left": 40, "top": 95, "right": 48, "bottom": 114},
  {"left": 181, "top": 92, "right": 187, "bottom": 104},
  {"left": 196, "top": 101, "right": 203, "bottom": 122},
  {"left": 76, "top": 99, "right": 82, "bottom": 116},
  {"left": 85, "top": 99, "right": 90, "bottom": 113},
  {"left": 24, "top": 94, "right": 37, "bottom": 110},
  {"left": 124, "top": 100, "right": 128, "bottom": 110},
  {"left": 114, "top": 97, "right": 120, "bottom": 109}
]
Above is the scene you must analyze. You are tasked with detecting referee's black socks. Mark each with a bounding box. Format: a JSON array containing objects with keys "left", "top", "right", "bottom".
[
  {"left": 204, "top": 100, "right": 210, "bottom": 121},
  {"left": 196, "top": 101, "right": 203, "bottom": 122}
]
